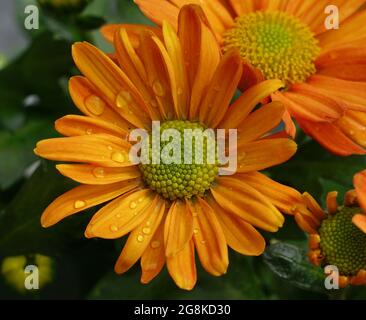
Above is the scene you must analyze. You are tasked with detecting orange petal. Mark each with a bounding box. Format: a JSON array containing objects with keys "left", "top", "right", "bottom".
[
  {"left": 307, "top": 75, "right": 366, "bottom": 112},
  {"left": 85, "top": 189, "right": 156, "bottom": 239},
  {"left": 297, "top": 117, "right": 366, "bottom": 156},
  {"left": 336, "top": 110, "right": 366, "bottom": 147},
  {"left": 206, "top": 194, "right": 265, "bottom": 256},
  {"left": 138, "top": 30, "right": 178, "bottom": 119},
  {"left": 56, "top": 164, "right": 140, "bottom": 185},
  {"left": 352, "top": 214, "right": 366, "bottom": 234},
  {"left": 162, "top": 21, "right": 189, "bottom": 119},
  {"left": 211, "top": 177, "right": 284, "bottom": 232},
  {"left": 100, "top": 23, "right": 162, "bottom": 46},
  {"left": 326, "top": 191, "right": 338, "bottom": 214},
  {"left": 167, "top": 239, "right": 197, "bottom": 290},
  {"left": 228, "top": 0, "right": 255, "bottom": 15},
  {"left": 72, "top": 42, "right": 151, "bottom": 129},
  {"left": 114, "top": 196, "right": 166, "bottom": 274},
  {"left": 178, "top": 5, "right": 221, "bottom": 120},
  {"left": 140, "top": 219, "right": 166, "bottom": 284},
  {"left": 164, "top": 200, "right": 193, "bottom": 257},
  {"left": 135, "top": 0, "right": 180, "bottom": 30},
  {"left": 55, "top": 115, "right": 128, "bottom": 138},
  {"left": 354, "top": 170, "right": 366, "bottom": 212},
  {"left": 302, "top": 192, "right": 326, "bottom": 220},
  {"left": 317, "top": 10, "right": 366, "bottom": 50},
  {"left": 236, "top": 138, "right": 297, "bottom": 173},
  {"left": 187, "top": 197, "right": 228, "bottom": 276},
  {"left": 294, "top": 212, "right": 318, "bottom": 234},
  {"left": 69, "top": 76, "right": 131, "bottom": 130},
  {"left": 199, "top": 50, "right": 243, "bottom": 128},
  {"left": 237, "top": 101, "right": 285, "bottom": 144},
  {"left": 114, "top": 27, "right": 161, "bottom": 121},
  {"left": 273, "top": 86, "right": 346, "bottom": 123},
  {"left": 220, "top": 79, "right": 284, "bottom": 129},
  {"left": 282, "top": 109, "right": 297, "bottom": 138},
  {"left": 41, "top": 180, "right": 139, "bottom": 227},
  {"left": 237, "top": 59, "right": 265, "bottom": 92},
  {"left": 344, "top": 189, "right": 358, "bottom": 207},
  {"left": 240, "top": 171, "right": 303, "bottom": 215},
  {"left": 35, "top": 134, "right": 133, "bottom": 168}
]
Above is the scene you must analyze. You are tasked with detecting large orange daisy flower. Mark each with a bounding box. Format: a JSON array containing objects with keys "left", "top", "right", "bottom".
[
  {"left": 124, "top": 0, "right": 366, "bottom": 156},
  {"left": 35, "top": 5, "right": 303, "bottom": 290}
]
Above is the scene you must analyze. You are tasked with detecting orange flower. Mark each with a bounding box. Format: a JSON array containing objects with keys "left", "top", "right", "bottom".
[
  {"left": 35, "top": 5, "right": 302, "bottom": 290},
  {"left": 126, "top": 0, "right": 366, "bottom": 156},
  {"left": 294, "top": 189, "right": 366, "bottom": 288}
]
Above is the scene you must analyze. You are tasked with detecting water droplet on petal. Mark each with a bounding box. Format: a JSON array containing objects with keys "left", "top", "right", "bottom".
[
  {"left": 137, "top": 235, "right": 144, "bottom": 242},
  {"left": 129, "top": 201, "right": 137, "bottom": 209},
  {"left": 93, "top": 167, "right": 105, "bottom": 178},
  {"left": 142, "top": 227, "right": 151, "bottom": 235},
  {"left": 107, "top": 145, "right": 113, "bottom": 151},
  {"left": 150, "top": 99, "right": 158, "bottom": 108},
  {"left": 116, "top": 90, "right": 132, "bottom": 109},
  {"left": 85, "top": 95, "right": 105, "bottom": 116},
  {"left": 151, "top": 241, "right": 160, "bottom": 249},
  {"left": 193, "top": 228, "right": 199, "bottom": 234},
  {"left": 111, "top": 152, "right": 125, "bottom": 163},
  {"left": 86, "top": 128, "right": 93, "bottom": 135},
  {"left": 138, "top": 198, "right": 143, "bottom": 203},
  {"left": 146, "top": 221, "right": 151, "bottom": 226},
  {"left": 74, "top": 200, "right": 86, "bottom": 209},
  {"left": 153, "top": 80, "right": 165, "bottom": 97},
  {"left": 110, "top": 224, "right": 118, "bottom": 232}
]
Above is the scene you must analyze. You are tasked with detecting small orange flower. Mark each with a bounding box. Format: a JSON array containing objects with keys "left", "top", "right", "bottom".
[
  {"left": 35, "top": 5, "right": 302, "bottom": 290},
  {"left": 295, "top": 188, "right": 366, "bottom": 288},
  {"left": 127, "top": 0, "right": 366, "bottom": 156}
]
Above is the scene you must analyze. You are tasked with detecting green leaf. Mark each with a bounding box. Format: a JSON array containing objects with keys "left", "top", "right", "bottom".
[
  {"left": 263, "top": 241, "right": 326, "bottom": 293},
  {"left": 88, "top": 253, "right": 267, "bottom": 299},
  {"left": 0, "top": 117, "right": 56, "bottom": 190},
  {"left": 76, "top": 15, "right": 106, "bottom": 30}
]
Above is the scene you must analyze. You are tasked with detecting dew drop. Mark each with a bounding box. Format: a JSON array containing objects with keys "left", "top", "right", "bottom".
[
  {"left": 74, "top": 200, "right": 86, "bottom": 209},
  {"left": 111, "top": 152, "right": 125, "bottom": 163},
  {"left": 107, "top": 145, "right": 113, "bottom": 151},
  {"left": 93, "top": 167, "right": 105, "bottom": 178},
  {"left": 142, "top": 227, "right": 151, "bottom": 235},
  {"left": 138, "top": 197, "right": 143, "bottom": 203},
  {"left": 137, "top": 235, "right": 144, "bottom": 242},
  {"left": 116, "top": 90, "right": 132, "bottom": 109},
  {"left": 129, "top": 201, "right": 137, "bottom": 209},
  {"left": 193, "top": 228, "right": 199, "bottom": 234},
  {"left": 153, "top": 80, "right": 165, "bottom": 97},
  {"left": 110, "top": 224, "right": 118, "bottom": 232},
  {"left": 86, "top": 128, "right": 93, "bottom": 135},
  {"left": 150, "top": 99, "right": 158, "bottom": 108},
  {"left": 146, "top": 221, "right": 151, "bottom": 226},
  {"left": 151, "top": 241, "right": 160, "bottom": 249},
  {"left": 85, "top": 95, "right": 105, "bottom": 116}
]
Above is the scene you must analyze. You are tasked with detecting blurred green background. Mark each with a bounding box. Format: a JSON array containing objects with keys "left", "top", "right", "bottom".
[{"left": 0, "top": 0, "right": 365, "bottom": 299}]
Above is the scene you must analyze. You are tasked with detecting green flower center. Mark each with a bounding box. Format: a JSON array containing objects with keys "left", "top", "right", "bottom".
[
  {"left": 319, "top": 206, "right": 366, "bottom": 276},
  {"left": 139, "top": 120, "right": 219, "bottom": 201},
  {"left": 224, "top": 11, "right": 320, "bottom": 85}
]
